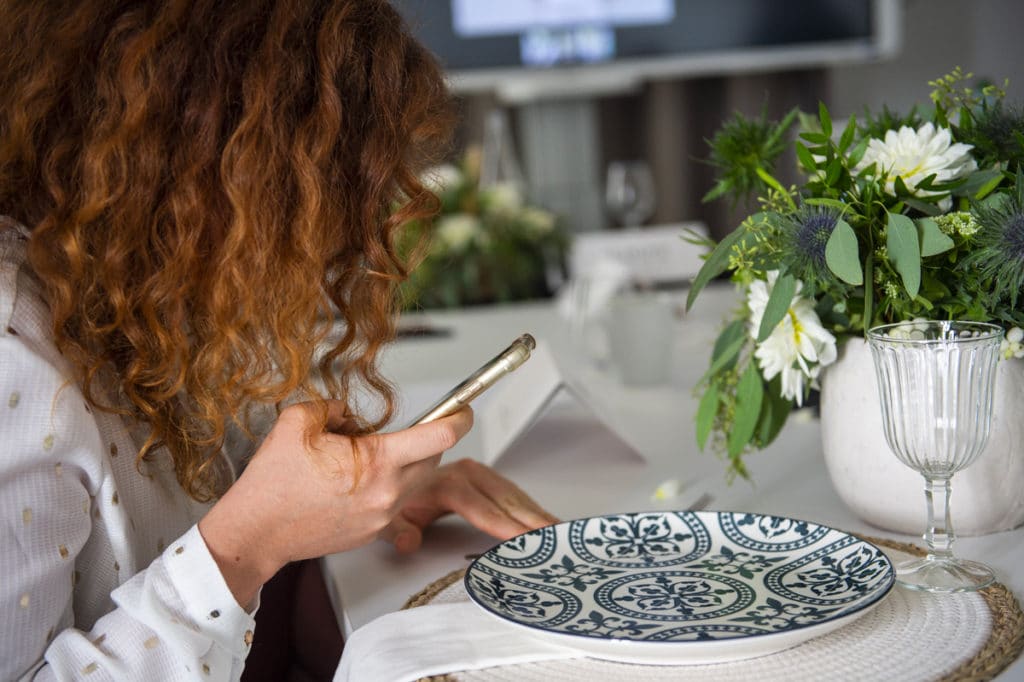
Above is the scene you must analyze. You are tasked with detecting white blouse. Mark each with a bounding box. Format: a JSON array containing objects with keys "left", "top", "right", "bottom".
[{"left": 0, "top": 222, "right": 257, "bottom": 681}]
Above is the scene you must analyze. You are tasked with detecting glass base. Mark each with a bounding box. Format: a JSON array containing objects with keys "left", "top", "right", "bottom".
[{"left": 896, "top": 556, "right": 995, "bottom": 593}]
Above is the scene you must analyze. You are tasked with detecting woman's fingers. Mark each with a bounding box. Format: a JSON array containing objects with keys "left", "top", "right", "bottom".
[
  {"left": 454, "top": 459, "right": 559, "bottom": 530},
  {"left": 376, "top": 408, "right": 474, "bottom": 468},
  {"left": 378, "top": 513, "right": 424, "bottom": 554}
]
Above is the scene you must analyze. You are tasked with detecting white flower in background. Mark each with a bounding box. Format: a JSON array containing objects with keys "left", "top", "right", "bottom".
[
  {"left": 1002, "top": 326, "right": 1024, "bottom": 359},
  {"left": 853, "top": 123, "right": 976, "bottom": 203},
  {"left": 480, "top": 181, "right": 523, "bottom": 213},
  {"left": 421, "top": 163, "right": 463, "bottom": 194},
  {"left": 436, "top": 213, "right": 481, "bottom": 251},
  {"left": 520, "top": 207, "right": 556, "bottom": 238},
  {"left": 747, "top": 272, "right": 838, "bottom": 405}
]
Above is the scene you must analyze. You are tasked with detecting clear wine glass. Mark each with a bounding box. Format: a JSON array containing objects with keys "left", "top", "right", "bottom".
[
  {"left": 605, "top": 161, "right": 656, "bottom": 227},
  {"left": 867, "top": 320, "right": 1004, "bottom": 592}
]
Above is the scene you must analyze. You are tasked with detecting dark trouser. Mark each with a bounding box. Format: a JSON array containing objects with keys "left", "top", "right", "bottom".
[{"left": 241, "top": 559, "right": 345, "bottom": 682}]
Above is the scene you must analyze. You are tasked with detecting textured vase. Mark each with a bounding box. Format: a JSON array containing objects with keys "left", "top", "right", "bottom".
[{"left": 820, "top": 338, "right": 1024, "bottom": 536}]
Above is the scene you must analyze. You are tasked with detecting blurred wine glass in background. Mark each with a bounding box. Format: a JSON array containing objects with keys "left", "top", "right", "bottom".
[{"left": 605, "top": 160, "right": 656, "bottom": 228}]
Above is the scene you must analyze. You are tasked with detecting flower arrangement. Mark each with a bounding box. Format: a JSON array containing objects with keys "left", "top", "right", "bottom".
[
  {"left": 688, "top": 69, "right": 1024, "bottom": 480},
  {"left": 399, "top": 147, "right": 567, "bottom": 310}
]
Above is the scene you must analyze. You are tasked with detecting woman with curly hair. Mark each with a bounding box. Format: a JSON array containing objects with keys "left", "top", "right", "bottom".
[{"left": 0, "top": 1, "right": 556, "bottom": 679}]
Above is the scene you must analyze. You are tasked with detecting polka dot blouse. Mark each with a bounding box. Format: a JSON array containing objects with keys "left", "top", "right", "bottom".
[{"left": 1, "top": 222, "right": 258, "bottom": 680}]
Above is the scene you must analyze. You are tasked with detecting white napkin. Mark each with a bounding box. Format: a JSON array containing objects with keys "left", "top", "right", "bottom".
[{"left": 334, "top": 601, "right": 579, "bottom": 682}]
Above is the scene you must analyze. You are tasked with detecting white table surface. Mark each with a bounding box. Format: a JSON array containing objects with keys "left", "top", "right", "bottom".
[{"left": 322, "top": 285, "right": 1024, "bottom": 680}]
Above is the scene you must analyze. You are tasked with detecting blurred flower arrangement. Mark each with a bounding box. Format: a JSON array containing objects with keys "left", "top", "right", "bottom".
[
  {"left": 399, "top": 147, "right": 568, "bottom": 309},
  {"left": 687, "top": 68, "right": 1024, "bottom": 480}
]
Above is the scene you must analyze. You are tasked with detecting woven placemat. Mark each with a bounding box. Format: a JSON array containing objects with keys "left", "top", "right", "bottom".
[{"left": 402, "top": 536, "right": 1024, "bottom": 682}]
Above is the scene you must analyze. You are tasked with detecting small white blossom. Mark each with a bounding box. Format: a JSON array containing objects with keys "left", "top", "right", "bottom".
[
  {"left": 421, "top": 164, "right": 463, "bottom": 194},
  {"left": 520, "top": 207, "right": 556, "bottom": 238},
  {"left": 651, "top": 478, "right": 685, "bottom": 502},
  {"left": 747, "top": 272, "right": 837, "bottom": 405},
  {"left": 1002, "top": 326, "right": 1024, "bottom": 359},
  {"left": 480, "top": 181, "right": 523, "bottom": 213},
  {"left": 853, "top": 123, "right": 977, "bottom": 205},
  {"left": 436, "top": 213, "right": 481, "bottom": 251}
]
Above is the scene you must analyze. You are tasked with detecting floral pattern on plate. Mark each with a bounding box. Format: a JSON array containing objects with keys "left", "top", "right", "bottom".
[{"left": 465, "top": 511, "right": 895, "bottom": 664}]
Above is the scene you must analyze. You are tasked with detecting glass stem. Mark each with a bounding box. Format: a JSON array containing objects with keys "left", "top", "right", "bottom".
[{"left": 922, "top": 476, "right": 955, "bottom": 561}]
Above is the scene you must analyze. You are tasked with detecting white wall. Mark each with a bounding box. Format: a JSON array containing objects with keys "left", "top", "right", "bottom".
[{"left": 829, "top": 0, "right": 1024, "bottom": 116}]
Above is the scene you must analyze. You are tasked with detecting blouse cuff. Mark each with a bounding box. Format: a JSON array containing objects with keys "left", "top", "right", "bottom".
[{"left": 162, "top": 524, "right": 259, "bottom": 661}]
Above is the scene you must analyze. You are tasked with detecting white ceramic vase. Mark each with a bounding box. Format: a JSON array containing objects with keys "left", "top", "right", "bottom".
[{"left": 820, "top": 338, "right": 1024, "bottom": 536}]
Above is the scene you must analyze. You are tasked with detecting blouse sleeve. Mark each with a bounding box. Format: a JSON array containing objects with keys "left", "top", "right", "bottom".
[{"left": 0, "top": 327, "right": 257, "bottom": 680}]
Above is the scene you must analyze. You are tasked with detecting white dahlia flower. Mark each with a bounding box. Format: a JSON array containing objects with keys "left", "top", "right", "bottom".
[
  {"left": 747, "top": 272, "right": 838, "bottom": 405},
  {"left": 853, "top": 123, "right": 976, "bottom": 202}
]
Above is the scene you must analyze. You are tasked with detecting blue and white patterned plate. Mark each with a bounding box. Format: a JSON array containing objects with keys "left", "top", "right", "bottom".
[{"left": 464, "top": 510, "right": 895, "bottom": 664}]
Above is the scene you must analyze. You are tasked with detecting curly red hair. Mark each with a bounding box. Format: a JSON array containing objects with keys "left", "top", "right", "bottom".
[{"left": 0, "top": 0, "right": 454, "bottom": 500}]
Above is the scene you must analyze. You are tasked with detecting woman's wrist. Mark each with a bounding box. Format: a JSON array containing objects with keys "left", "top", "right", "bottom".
[{"left": 198, "top": 487, "right": 286, "bottom": 608}]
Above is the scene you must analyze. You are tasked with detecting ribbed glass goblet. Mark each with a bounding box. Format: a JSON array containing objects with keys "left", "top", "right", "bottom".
[{"left": 867, "top": 320, "right": 1003, "bottom": 592}]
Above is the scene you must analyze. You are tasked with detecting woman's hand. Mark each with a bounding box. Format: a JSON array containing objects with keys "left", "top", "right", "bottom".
[
  {"left": 380, "top": 458, "right": 559, "bottom": 554},
  {"left": 198, "top": 400, "right": 473, "bottom": 607}
]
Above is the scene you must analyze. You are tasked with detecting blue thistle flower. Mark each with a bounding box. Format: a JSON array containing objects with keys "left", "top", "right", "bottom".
[
  {"left": 778, "top": 205, "right": 844, "bottom": 292},
  {"left": 964, "top": 177, "right": 1024, "bottom": 307}
]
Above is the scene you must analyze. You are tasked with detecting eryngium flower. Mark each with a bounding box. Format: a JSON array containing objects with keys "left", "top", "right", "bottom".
[
  {"left": 964, "top": 184, "right": 1024, "bottom": 307},
  {"left": 853, "top": 123, "right": 977, "bottom": 202},
  {"left": 777, "top": 205, "right": 843, "bottom": 292}
]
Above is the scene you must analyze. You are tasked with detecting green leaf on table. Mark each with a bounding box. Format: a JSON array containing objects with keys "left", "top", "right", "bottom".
[
  {"left": 686, "top": 221, "right": 749, "bottom": 311},
  {"left": 728, "top": 363, "right": 764, "bottom": 458},
  {"left": 756, "top": 273, "right": 796, "bottom": 343},
  {"left": 696, "top": 384, "right": 719, "bottom": 451},
  {"left": 916, "top": 217, "right": 955, "bottom": 257},
  {"left": 887, "top": 212, "right": 921, "bottom": 299},
  {"left": 825, "top": 218, "right": 863, "bottom": 285}
]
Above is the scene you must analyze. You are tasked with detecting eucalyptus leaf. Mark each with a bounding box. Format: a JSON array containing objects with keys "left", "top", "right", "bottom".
[
  {"left": 887, "top": 212, "right": 921, "bottom": 299},
  {"left": 974, "top": 173, "right": 1005, "bottom": 200},
  {"left": 728, "top": 363, "right": 764, "bottom": 458},
  {"left": 904, "top": 197, "right": 944, "bottom": 216},
  {"left": 696, "top": 384, "right": 719, "bottom": 450},
  {"left": 712, "top": 319, "right": 747, "bottom": 364},
  {"left": 757, "top": 377, "right": 792, "bottom": 446},
  {"left": 916, "top": 217, "right": 955, "bottom": 257},
  {"left": 698, "top": 319, "right": 748, "bottom": 387},
  {"left": 697, "top": 334, "right": 746, "bottom": 387},
  {"left": 825, "top": 219, "right": 863, "bottom": 285},
  {"left": 686, "top": 221, "right": 749, "bottom": 311},
  {"left": 863, "top": 252, "right": 874, "bottom": 328},
  {"left": 757, "top": 273, "right": 796, "bottom": 343}
]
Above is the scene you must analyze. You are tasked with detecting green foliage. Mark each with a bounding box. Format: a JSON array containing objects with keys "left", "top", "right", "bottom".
[
  {"left": 703, "top": 106, "right": 798, "bottom": 206},
  {"left": 693, "top": 69, "right": 1024, "bottom": 481},
  {"left": 398, "top": 151, "right": 568, "bottom": 310}
]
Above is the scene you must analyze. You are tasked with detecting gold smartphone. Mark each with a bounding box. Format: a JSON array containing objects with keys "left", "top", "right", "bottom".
[{"left": 407, "top": 333, "right": 536, "bottom": 427}]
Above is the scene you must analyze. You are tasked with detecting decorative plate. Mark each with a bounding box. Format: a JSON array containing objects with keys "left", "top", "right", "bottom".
[{"left": 464, "top": 510, "right": 895, "bottom": 664}]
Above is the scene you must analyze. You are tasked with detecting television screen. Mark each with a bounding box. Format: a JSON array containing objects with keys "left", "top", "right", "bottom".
[{"left": 392, "top": 0, "right": 899, "bottom": 97}]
